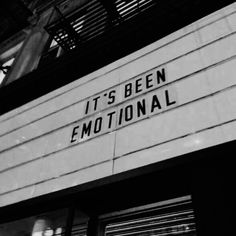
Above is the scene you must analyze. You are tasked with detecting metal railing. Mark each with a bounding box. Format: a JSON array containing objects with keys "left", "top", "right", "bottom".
[{"left": 45, "top": 0, "right": 157, "bottom": 51}]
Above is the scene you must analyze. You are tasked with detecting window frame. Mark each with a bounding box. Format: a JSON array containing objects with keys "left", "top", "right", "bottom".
[
  {"left": 98, "top": 195, "right": 197, "bottom": 236},
  {"left": 0, "top": 40, "right": 24, "bottom": 86}
]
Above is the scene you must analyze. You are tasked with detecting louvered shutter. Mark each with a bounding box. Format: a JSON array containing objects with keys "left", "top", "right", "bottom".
[{"left": 104, "top": 196, "right": 197, "bottom": 236}]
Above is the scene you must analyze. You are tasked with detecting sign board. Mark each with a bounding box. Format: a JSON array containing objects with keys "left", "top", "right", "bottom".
[{"left": 70, "top": 67, "right": 178, "bottom": 144}]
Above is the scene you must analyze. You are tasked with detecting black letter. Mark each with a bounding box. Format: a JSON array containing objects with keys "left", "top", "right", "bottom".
[
  {"left": 151, "top": 95, "right": 162, "bottom": 113},
  {"left": 165, "top": 89, "right": 176, "bottom": 106},
  {"left": 93, "top": 96, "right": 101, "bottom": 111},
  {"left": 71, "top": 125, "right": 79, "bottom": 143},
  {"left": 118, "top": 108, "right": 123, "bottom": 125},
  {"left": 85, "top": 100, "right": 90, "bottom": 115},
  {"left": 146, "top": 73, "right": 154, "bottom": 89},
  {"left": 124, "top": 83, "right": 132, "bottom": 98},
  {"left": 137, "top": 99, "right": 146, "bottom": 117},
  {"left": 135, "top": 78, "right": 142, "bottom": 94},
  {"left": 156, "top": 68, "right": 166, "bottom": 84},
  {"left": 108, "top": 90, "right": 116, "bottom": 105},
  {"left": 94, "top": 117, "right": 103, "bottom": 134},
  {"left": 125, "top": 105, "right": 133, "bottom": 122},
  {"left": 81, "top": 121, "right": 92, "bottom": 139},
  {"left": 107, "top": 111, "right": 116, "bottom": 129}
]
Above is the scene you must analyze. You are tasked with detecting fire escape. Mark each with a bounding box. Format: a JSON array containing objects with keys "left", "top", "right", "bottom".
[
  {"left": 40, "top": 0, "right": 158, "bottom": 63},
  {"left": 40, "top": 0, "right": 235, "bottom": 71}
]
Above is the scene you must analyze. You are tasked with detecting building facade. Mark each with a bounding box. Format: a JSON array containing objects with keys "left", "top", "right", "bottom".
[{"left": 0, "top": 0, "right": 235, "bottom": 235}]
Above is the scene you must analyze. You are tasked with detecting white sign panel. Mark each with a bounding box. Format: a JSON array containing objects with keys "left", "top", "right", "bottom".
[{"left": 70, "top": 67, "right": 178, "bottom": 144}]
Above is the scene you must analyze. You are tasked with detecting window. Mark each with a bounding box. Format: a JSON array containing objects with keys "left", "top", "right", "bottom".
[
  {"left": 38, "top": 38, "right": 64, "bottom": 66},
  {"left": 71, "top": 210, "right": 89, "bottom": 236},
  {"left": 0, "top": 41, "right": 23, "bottom": 86},
  {"left": 0, "top": 58, "right": 14, "bottom": 85},
  {"left": 100, "top": 196, "right": 197, "bottom": 236},
  {"left": 0, "top": 195, "right": 197, "bottom": 236},
  {"left": 48, "top": 39, "right": 64, "bottom": 58},
  {"left": 0, "top": 207, "right": 90, "bottom": 236},
  {"left": 0, "top": 209, "right": 68, "bottom": 236}
]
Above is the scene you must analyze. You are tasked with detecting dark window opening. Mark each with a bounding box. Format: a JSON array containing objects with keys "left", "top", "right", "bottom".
[
  {"left": 101, "top": 196, "right": 197, "bottom": 236},
  {"left": 0, "top": 208, "right": 90, "bottom": 236},
  {"left": 0, "top": 40, "right": 23, "bottom": 86},
  {"left": 0, "top": 58, "right": 15, "bottom": 86},
  {"left": 0, "top": 208, "right": 69, "bottom": 236},
  {"left": 0, "top": 196, "right": 197, "bottom": 236},
  {"left": 39, "top": 38, "right": 64, "bottom": 67}
]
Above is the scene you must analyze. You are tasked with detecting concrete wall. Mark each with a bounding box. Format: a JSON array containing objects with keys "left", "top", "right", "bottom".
[{"left": 1, "top": 3, "right": 236, "bottom": 207}]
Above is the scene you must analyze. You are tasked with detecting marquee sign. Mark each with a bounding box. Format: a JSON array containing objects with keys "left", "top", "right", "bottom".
[{"left": 70, "top": 67, "right": 178, "bottom": 144}]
